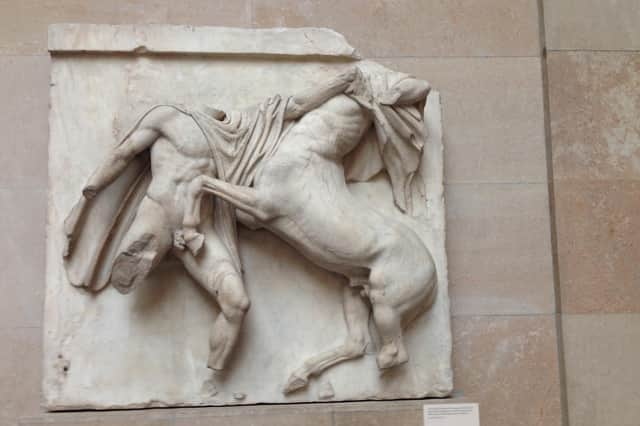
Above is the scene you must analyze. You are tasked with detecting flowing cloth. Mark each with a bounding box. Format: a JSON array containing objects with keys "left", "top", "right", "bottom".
[
  {"left": 63, "top": 96, "right": 293, "bottom": 290},
  {"left": 190, "top": 95, "right": 293, "bottom": 187},
  {"left": 345, "top": 61, "right": 427, "bottom": 214},
  {"left": 186, "top": 95, "right": 294, "bottom": 270}
]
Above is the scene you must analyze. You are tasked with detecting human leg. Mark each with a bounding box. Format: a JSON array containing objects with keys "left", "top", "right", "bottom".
[{"left": 175, "top": 220, "right": 250, "bottom": 371}]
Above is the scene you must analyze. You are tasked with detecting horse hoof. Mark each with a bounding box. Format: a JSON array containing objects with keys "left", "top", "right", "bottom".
[
  {"left": 376, "top": 354, "right": 394, "bottom": 370},
  {"left": 283, "top": 373, "right": 308, "bottom": 394},
  {"left": 376, "top": 343, "right": 408, "bottom": 370},
  {"left": 200, "top": 379, "right": 218, "bottom": 397}
]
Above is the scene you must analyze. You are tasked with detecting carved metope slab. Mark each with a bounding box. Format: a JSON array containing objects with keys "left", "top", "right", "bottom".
[{"left": 44, "top": 24, "right": 452, "bottom": 409}]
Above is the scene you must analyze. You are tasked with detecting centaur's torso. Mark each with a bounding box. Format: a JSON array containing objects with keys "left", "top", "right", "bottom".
[{"left": 252, "top": 95, "right": 427, "bottom": 278}]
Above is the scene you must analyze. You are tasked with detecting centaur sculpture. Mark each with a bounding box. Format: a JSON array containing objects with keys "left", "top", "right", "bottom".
[{"left": 63, "top": 61, "right": 436, "bottom": 394}]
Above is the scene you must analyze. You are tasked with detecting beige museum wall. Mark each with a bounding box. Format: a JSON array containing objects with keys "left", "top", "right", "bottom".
[
  {"left": 0, "top": 0, "right": 632, "bottom": 425},
  {"left": 544, "top": 1, "right": 640, "bottom": 426}
]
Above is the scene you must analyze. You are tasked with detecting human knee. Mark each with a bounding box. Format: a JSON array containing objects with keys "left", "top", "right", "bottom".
[
  {"left": 224, "top": 293, "right": 250, "bottom": 322},
  {"left": 215, "top": 273, "right": 250, "bottom": 320},
  {"left": 230, "top": 289, "right": 251, "bottom": 314}
]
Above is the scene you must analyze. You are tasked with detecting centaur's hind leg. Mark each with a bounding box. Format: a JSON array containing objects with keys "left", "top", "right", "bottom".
[
  {"left": 283, "top": 282, "right": 370, "bottom": 394},
  {"left": 174, "top": 216, "right": 250, "bottom": 371},
  {"left": 368, "top": 251, "right": 437, "bottom": 369}
]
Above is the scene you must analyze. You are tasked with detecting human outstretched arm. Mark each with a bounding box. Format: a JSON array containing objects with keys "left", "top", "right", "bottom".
[
  {"left": 63, "top": 126, "right": 159, "bottom": 257},
  {"left": 82, "top": 127, "right": 159, "bottom": 198},
  {"left": 284, "top": 67, "right": 360, "bottom": 120}
]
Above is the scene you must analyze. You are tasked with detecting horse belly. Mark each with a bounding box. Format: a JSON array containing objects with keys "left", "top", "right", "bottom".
[
  {"left": 265, "top": 182, "right": 382, "bottom": 275},
  {"left": 253, "top": 97, "right": 377, "bottom": 274}
]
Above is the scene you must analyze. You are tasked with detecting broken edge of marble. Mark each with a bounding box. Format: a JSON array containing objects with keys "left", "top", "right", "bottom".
[
  {"left": 43, "top": 25, "right": 451, "bottom": 410},
  {"left": 48, "top": 24, "right": 360, "bottom": 58},
  {"left": 43, "top": 91, "right": 452, "bottom": 412}
]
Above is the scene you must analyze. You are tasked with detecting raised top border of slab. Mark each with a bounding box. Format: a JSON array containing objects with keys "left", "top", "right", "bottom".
[{"left": 48, "top": 24, "right": 360, "bottom": 59}]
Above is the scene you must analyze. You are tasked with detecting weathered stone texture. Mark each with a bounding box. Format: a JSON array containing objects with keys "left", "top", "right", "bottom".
[
  {"left": 452, "top": 315, "right": 563, "bottom": 426},
  {"left": 0, "top": 0, "right": 569, "bottom": 424},
  {"left": 446, "top": 183, "right": 555, "bottom": 316},
  {"left": 373, "top": 57, "right": 554, "bottom": 317},
  {"left": 253, "top": 0, "right": 541, "bottom": 57},
  {"left": 0, "top": 56, "right": 50, "bottom": 188},
  {"left": 0, "top": 0, "right": 252, "bottom": 54},
  {"left": 555, "top": 181, "right": 640, "bottom": 314},
  {"left": 549, "top": 52, "right": 640, "bottom": 182},
  {"left": 544, "top": 0, "right": 640, "bottom": 51},
  {"left": 43, "top": 25, "right": 451, "bottom": 408},
  {"left": 380, "top": 57, "right": 548, "bottom": 184},
  {"left": 0, "top": 327, "right": 42, "bottom": 424},
  {"left": 563, "top": 314, "right": 640, "bottom": 426},
  {"left": 174, "top": 410, "right": 333, "bottom": 426},
  {"left": 549, "top": 51, "right": 640, "bottom": 314},
  {"left": 333, "top": 406, "right": 422, "bottom": 426},
  {"left": 0, "top": 189, "right": 46, "bottom": 328},
  {"left": 546, "top": 10, "right": 640, "bottom": 426}
]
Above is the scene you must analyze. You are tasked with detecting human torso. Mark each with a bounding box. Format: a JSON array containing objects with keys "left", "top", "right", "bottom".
[
  {"left": 146, "top": 110, "right": 217, "bottom": 226},
  {"left": 251, "top": 95, "right": 391, "bottom": 275}
]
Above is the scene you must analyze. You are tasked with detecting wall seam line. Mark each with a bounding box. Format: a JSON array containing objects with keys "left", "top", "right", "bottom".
[
  {"left": 548, "top": 48, "right": 640, "bottom": 53},
  {"left": 537, "top": 1, "right": 570, "bottom": 425}
]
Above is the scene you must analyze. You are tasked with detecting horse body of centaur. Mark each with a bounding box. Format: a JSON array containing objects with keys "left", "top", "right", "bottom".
[{"left": 63, "top": 62, "right": 436, "bottom": 394}]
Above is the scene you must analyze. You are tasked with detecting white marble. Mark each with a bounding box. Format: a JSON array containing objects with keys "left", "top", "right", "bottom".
[
  {"left": 48, "top": 24, "right": 360, "bottom": 58},
  {"left": 43, "top": 25, "right": 451, "bottom": 409}
]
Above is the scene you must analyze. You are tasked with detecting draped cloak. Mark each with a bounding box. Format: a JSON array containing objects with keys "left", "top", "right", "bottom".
[
  {"left": 344, "top": 61, "right": 428, "bottom": 214},
  {"left": 187, "top": 95, "right": 294, "bottom": 274}
]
